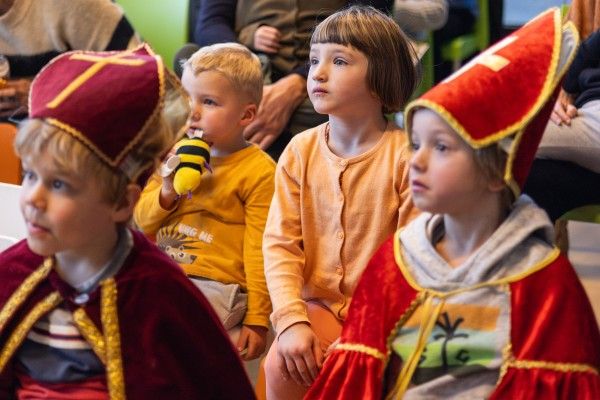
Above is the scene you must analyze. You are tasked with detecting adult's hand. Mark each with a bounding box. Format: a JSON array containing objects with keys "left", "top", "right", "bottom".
[
  {"left": 550, "top": 89, "right": 577, "bottom": 126},
  {"left": 0, "top": 78, "right": 31, "bottom": 118},
  {"left": 276, "top": 322, "right": 323, "bottom": 387},
  {"left": 244, "top": 74, "right": 307, "bottom": 150},
  {"left": 253, "top": 25, "right": 282, "bottom": 54}
]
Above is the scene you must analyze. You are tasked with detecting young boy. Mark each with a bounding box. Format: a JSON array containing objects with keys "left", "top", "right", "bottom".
[
  {"left": 307, "top": 8, "right": 600, "bottom": 399},
  {"left": 134, "top": 43, "right": 275, "bottom": 361},
  {"left": 0, "top": 45, "right": 254, "bottom": 398}
]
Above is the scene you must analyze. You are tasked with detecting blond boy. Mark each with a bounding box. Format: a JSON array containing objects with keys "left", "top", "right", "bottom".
[
  {"left": 0, "top": 45, "right": 253, "bottom": 398},
  {"left": 135, "top": 43, "right": 274, "bottom": 360}
]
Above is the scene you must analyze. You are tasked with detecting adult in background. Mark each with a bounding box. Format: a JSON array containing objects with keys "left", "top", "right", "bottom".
[
  {"left": 190, "top": 0, "right": 393, "bottom": 159},
  {"left": 0, "top": 0, "right": 139, "bottom": 120},
  {"left": 392, "top": 0, "right": 448, "bottom": 38}
]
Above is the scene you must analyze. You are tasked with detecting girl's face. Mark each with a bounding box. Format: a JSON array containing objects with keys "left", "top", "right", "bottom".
[
  {"left": 308, "top": 43, "right": 379, "bottom": 118},
  {"left": 409, "top": 109, "right": 494, "bottom": 216}
]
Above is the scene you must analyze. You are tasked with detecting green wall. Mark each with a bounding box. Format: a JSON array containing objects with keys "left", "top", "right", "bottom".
[{"left": 116, "top": 0, "right": 188, "bottom": 70}]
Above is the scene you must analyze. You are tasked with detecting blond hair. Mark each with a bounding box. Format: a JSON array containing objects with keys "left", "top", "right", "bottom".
[
  {"left": 184, "top": 42, "right": 263, "bottom": 106},
  {"left": 311, "top": 5, "right": 418, "bottom": 114},
  {"left": 472, "top": 144, "right": 515, "bottom": 210},
  {"left": 15, "top": 105, "right": 180, "bottom": 205}
]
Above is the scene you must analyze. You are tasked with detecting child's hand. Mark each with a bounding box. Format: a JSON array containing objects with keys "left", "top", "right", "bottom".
[
  {"left": 276, "top": 322, "right": 323, "bottom": 387},
  {"left": 158, "top": 149, "right": 179, "bottom": 209},
  {"left": 237, "top": 324, "right": 268, "bottom": 361},
  {"left": 0, "top": 78, "right": 31, "bottom": 118}
]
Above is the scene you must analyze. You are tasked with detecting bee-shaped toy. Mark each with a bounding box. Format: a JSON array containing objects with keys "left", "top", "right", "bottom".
[{"left": 160, "top": 129, "right": 211, "bottom": 199}]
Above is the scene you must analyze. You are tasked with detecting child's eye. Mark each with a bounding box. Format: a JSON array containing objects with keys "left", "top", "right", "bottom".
[
  {"left": 410, "top": 142, "right": 420, "bottom": 151},
  {"left": 309, "top": 57, "right": 318, "bottom": 65},
  {"left": 22, "top": 169, "right": 35, "bottom": 183},
  {"left": 435, "top": 143, "right": 448, "bottom": 152},
  {"left": 51, "top": 179, "right": 67, "bottom": 190},
  {"left": 203, "top": 98, "right": 217, "bottom": 106},
  {"left": 333, "top": 58, "right": 347, "bottom": 66}
]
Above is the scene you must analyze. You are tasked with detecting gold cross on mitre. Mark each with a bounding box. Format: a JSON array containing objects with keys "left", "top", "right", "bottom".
[
  {"left": 46, "top": 51, "right": 147, "bottom": 109},
  {"left": 444, "top": 36, "right": 518, "bottom": 83}
]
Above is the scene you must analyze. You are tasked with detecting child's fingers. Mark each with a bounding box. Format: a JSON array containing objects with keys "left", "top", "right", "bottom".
[
  {"left": 244, "top": 338, "right": 259, "bottom": 360},
  {"left": 236, "top": 330, "right": 249, "bottom": 358},
  {"left": 284, "top": 355, "right": 303, "bottom": 385},
  {"left": 292, "top": 355, "right": 313, "bottom": 387},
  {"left": 276, "top": 353, "right": 291, "bottom": 381}
]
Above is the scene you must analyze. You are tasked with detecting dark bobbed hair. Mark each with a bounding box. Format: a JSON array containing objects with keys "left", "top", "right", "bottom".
[{"left": 310, "top": 5, "right": 418, "bottom": 114}]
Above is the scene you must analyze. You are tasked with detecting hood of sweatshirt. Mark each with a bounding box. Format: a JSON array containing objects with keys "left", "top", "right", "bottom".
[{"left": 399, "top": 195, "right": 555, "bottom": 292}]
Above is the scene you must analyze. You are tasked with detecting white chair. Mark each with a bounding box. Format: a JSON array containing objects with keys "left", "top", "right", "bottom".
[
  {"left": 0, "top": 182, "right": 27, "bottom": 246},
  {"left": 0, "top": 234, "right": 18, "bottom": 251}
]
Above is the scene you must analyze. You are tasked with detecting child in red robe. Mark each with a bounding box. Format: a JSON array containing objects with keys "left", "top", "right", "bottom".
[
  {"left": 307, "top": 8, "right": 600, "bottom": 399},
  {"left": 0, "top": 45, "right": 254, "bottom": 399}
]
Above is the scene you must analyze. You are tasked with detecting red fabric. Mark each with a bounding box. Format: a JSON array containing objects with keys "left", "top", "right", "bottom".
[
  {"left": 306, "top": 238, "right": 600, "bottom": 399},
  {"left": 16, "top": 373, "right": 108, "bottom": 400},
  {"left": 29, "top": 45, "right": 161, "bottom": 166},
  {"left": 307, "top": 352, "right": 384, "bottom": 399},
  {"left": 0, "top": 231, "right": 255, "bottom": 399},
  {"left": 509, "top": 254, "right": 600, "bottom": 366},
  {"left": 511, "top": 85, "right": 560, "bottom": 190},
  {"left": 419, "top": 9, "right": 556, "bottom": 144},
  {"left": 491, "top": 368, "right": 600, "bottom": 400},
  {"left": 306, "top": 238, "right": 419, "bottom": 400}
]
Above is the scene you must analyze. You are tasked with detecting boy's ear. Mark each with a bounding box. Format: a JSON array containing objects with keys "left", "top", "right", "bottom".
[
  {"left": 113, "top": 183, "right": 141, "bottom": 223},
  {"left": 239, "top": 104, "right": 257, "bottom": 127}
]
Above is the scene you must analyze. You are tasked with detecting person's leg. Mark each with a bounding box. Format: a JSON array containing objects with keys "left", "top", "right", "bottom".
[
  {"left": 263, "top": 302, "right": 343, "bottom": 400},
  {"left": 537, "top": 100, "right": 600, "bottom": 174}
]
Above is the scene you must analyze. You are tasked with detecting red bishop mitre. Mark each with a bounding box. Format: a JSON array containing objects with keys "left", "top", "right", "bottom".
[
  {"left": 29, "top": 44, "right": 188, "bottom": 184},
  {"left": 405, "top": 8, "right": 579, "bottom": 196}
]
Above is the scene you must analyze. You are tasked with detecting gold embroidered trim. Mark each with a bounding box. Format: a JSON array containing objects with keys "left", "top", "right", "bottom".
[
  {"left": 497, "top": 343, "right": 513, "bottom": 383},
  {"left": 72, "top": 308, "right": 107, "bottom": 364},
  {"left": 385, "top": 292, "right": 424, "bottom": 365},
  {"left": 117, "top": 43, "right": 166, "bottom": 182},
  {"left": 0, "top": 291, "right": 62, "bottom": 372},
  {"left": 403, "top": 8, "right": 576, "bottom": 197},
  {"left": 392, "top": 231, "right": 561, "bottom": 295},
  {"left": 387, "top": 293, "right": 445, "bottom": 399},
  {"left": 45, "top": 118, "right": 116, "bottom": 168},
  {"left": 101, "top": 279, "right": 126, "bottom": 400},
  {"left": 47, "top": 50, "right": 145, "bottom": 109},
  {"left": 404, "top": 9, "right": 563, "bottom": 149},
  {"left": 0, "top": 258, "right": 53, "bottom": 332},
  {"left": 335, "top": 343, "right": 386, "bottom": 360},
  {"left": 507, "top": 359, "right": 599, "bottom": 375},
  {"left": 41, "top": 43, "right": 165, "bottom": 170}
]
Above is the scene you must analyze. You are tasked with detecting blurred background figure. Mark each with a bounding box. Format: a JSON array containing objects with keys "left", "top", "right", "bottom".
[
  {"left": 0, "top": 0, "right": 139, "bottom": 121},
  {"left": 183, "top": 0, "right": 394, "bottom": 160}
]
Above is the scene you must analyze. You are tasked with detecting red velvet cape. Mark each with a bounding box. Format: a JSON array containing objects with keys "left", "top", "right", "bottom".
[
  {"left": 0, "top": 230, "right": 255, "bottom": 399},
  {"left": 306, "top": 237, "right": 600, "bottom": 399}
]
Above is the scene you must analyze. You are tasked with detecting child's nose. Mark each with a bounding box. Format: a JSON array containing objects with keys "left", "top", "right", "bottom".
[
  {"left": 409, "top": 147, "right": 427, "bottom": 171},
  {"left": 190, "top": 106, "right": 201, "bottom": 121},
  {"left": 23, "top": 182, "right": 47, "bottom": 210},
  {"left": 311, "top": 64, "right": 326, "bottom": 81}
]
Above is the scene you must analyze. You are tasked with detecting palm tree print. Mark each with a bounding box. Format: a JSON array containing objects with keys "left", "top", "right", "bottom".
[{"left": 433, "top": 312, "right": 469, "bottom": 370}]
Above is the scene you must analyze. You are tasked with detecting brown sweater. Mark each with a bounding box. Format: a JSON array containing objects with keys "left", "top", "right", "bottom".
[{"left": 568, "top": 0, "right": 600, "bottom": 39}]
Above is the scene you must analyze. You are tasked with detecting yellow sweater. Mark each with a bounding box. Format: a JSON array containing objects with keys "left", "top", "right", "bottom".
[
  {"left": 134, "top": 144, "right": 275, "bottom": 328},
  {"left": 263, "top": 122, "right": 418, "bottom": 335}
]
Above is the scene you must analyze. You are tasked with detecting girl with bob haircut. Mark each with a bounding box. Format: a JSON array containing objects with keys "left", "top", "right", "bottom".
[{"left": 262, "top": 5, "right": 419, "bottom": 399}]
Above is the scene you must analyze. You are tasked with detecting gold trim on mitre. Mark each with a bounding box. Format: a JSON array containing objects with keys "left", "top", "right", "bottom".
[{"left": 404, "top": 8, "right": 566, "bottom": 149}]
